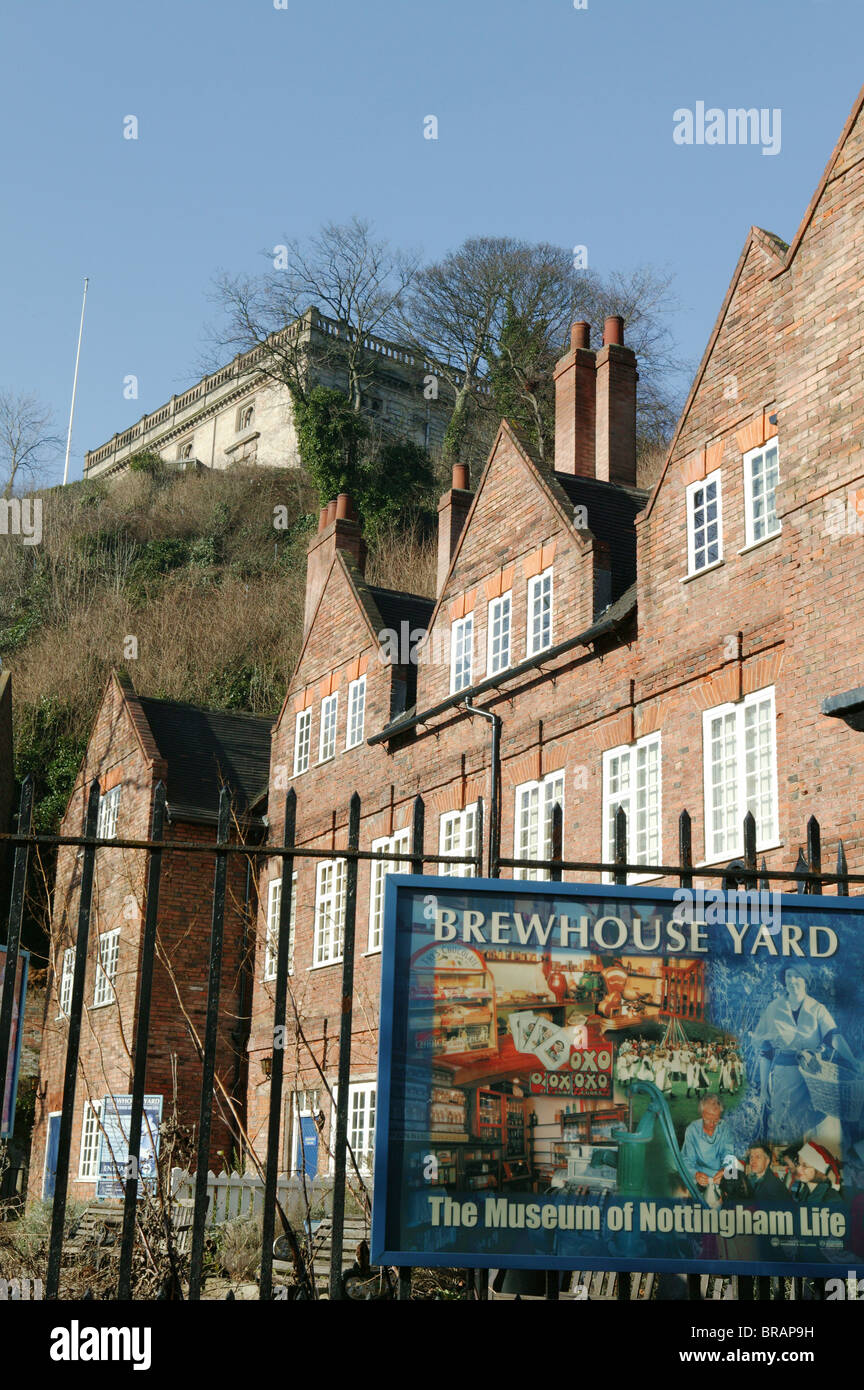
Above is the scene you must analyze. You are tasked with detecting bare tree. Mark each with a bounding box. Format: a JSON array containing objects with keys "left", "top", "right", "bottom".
[
  {"left": 0, "top": 391, "right": 61, "bottom": 498},
  {"left": 206, "top": 218, "right": 420, "bottom": 411},
  {"left": 402, "top": 236, "right": 683, "bottom": 465}
]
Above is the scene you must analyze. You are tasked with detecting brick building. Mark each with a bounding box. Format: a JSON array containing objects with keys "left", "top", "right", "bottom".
[
  {"left": 244, "top": 84, "right": 864, "bottom": 1182},
  {"left": 28, "top": 672, "right": 272, "bottom": 1201},
  {"left": 27, "top": 83, "right": 864, "bottom": 1203}
]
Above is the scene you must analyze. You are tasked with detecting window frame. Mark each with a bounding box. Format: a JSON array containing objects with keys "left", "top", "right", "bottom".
[
  {"left": 237, "top": 402, "right": 255, "bottom": 432},
  {"left": 701, "top": 686, "right": 779, "bottom": 862},
  {"left": 96, "top": 785, "right": 120, "bottom": 840},
  {"left": 293, "top": 707, "right": 312, "bottom": 776},
  {"left": 58, "top": 946, "right": 75, "bottom": 1018},
  {"left": 331, "top": 1081, "right": 377, "bottom": 1175},
  {"left": 318, "top": 692, "right": 338, "bottom": 763},
  {"left": 368, "top": 829, "right": 411, "bottom": 954},
  {"left": 526, "top": 567, "right": 553, "bottom": 657},
  {"left": 742, "top": 439, "right": 781, "bottom": 549},
  {"left": 93, "top": 927, "right": 120, "bottom": 1008},
  {"left": 77, "top": 1100, "right": 103, "bottom": 1181},
  {"left": 601, "top": 732, "right": 663, "bottom": 884},
  {"left": 438, "top": 803, "right": 479, "bottom": 877},
  {"left": 685, "top": 468, "right": 724, "bottom": 576},
  {"left": 345, "top": 675, "right": 367, "bottom": 751},
  {"left": 313, "top": 858, "right": 346, "bottom": 967},
  {"left": 513, "top": 771, "right": 565, "bottom": 882},
  {"left": 486, "top": 591, "right": 512, "bottom": 676},
  {"left": 264, "top": 871, "right": 296, "bottom": 981},
  {"left": 450, "top": 613, "right": 474, "bottom": 694}
]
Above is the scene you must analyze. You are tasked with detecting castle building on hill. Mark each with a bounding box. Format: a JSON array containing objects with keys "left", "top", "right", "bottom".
[{"left": 83, "top": 307, "right": 463, "bottom": 482}]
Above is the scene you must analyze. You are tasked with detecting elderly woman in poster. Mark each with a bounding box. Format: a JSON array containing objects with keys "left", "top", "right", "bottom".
[{"left": 752, "top": 963, "right": 858, "bottom": 1143}]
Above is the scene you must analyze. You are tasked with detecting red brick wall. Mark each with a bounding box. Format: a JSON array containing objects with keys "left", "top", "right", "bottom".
[
  {"left": 28, "top": 676, "right": 254, "bottom": 1201},
  {"left": 246, "top": 95, "right": 864, "bottom": 1178}
]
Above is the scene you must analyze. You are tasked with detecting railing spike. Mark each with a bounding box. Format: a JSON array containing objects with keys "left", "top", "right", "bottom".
[
  {"left": 836, "top": 839, "right": 849, "bottom": 898},
  {"left": 794, "top": 847, "right": 809, "bottom": 894}
]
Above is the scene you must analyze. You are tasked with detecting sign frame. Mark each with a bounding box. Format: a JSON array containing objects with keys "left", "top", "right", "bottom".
[
  {"left": 372, "top": 875, "right": 864, "bottom": 1277},
  {"left": 95, "top": 1093, "right": 163, "bottom": 1200}
]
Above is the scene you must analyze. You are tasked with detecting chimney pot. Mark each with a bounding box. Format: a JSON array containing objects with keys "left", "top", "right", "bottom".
[
  {"left": 603, "top": 315, "right": 624, "bottom": 347},
  {"left": 571, "top": 321, "right": 590, "bottom": 351},
  {"left": 304, "top": 496, "right": 367, "bottom": 633},
  {"left": 452, "top": 463, "right": 470, "bottom": 491}
]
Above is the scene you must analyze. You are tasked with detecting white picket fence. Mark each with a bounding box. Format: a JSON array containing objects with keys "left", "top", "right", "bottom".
[{"left": 170, "top": 1168, "right": 334, "bottom": 1226}]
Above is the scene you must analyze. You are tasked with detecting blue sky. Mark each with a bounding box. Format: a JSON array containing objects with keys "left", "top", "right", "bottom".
[{"left": 2, "top": 0, "right": 862, "bottom": 484}]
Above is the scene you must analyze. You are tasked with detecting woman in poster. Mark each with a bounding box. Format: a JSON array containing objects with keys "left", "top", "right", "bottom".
[
  {"left": 685, "top": 1049, "right": 708, "bottom": 1098},
  {"left": 653, "top": 1050, "right": 671, "bottom": 1093},
  {"left": 795, "top": 1142, "right": 842, "bottom": 1204},
  {"left": 752, "top": 964, "right": 858, "bottom": 1143}
]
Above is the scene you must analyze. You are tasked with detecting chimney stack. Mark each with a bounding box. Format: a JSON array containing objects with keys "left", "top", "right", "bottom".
[
  {"left": 553, "top": 317, "right": 638, "bottom": 488},
  {"left": 595, "top": 316, "right": 637, "bottom": 488},
  {"left": 553, "top": 322, "right": 595, "bottom": 478},
  {"left": 304, "top": 493, "right": 367, "bottom": 632},
  {"left": 437, "top": 463, "right": 473, "bottom": 596}
]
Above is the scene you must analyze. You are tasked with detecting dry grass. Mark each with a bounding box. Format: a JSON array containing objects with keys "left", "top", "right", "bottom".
[{"left": 0, "top": 462, "right": 439, "bottom": 833}]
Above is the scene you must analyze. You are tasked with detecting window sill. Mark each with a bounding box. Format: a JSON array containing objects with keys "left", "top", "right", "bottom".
[
  {"left": 263, "top": 971, "right": 294, "bottom": 983},
  {"left": 695, "top": 840, "right": 784, "bottom": 870},
  {"left": 225, "top": 430, "right": 260, "bottom": 454},
  {"left": 307, "top": 960, "right": 343, "bottom": 971},
  {"left": 738, "top": 531, "right": 781, "bottom": 557},
  {"left": 90, "top": 1000, "right": 116, "bottom": 1011},
  {"left": 345, "top": 740, "right": 364, "bottom": 753},
  {"left": 362, "top": 948, "right": 382, "bottom": 958},
  {"left": 318, "top": 754, "right": 336, "bottom": 766},
  {"left": 680, "top": 559, "right": 724, "bottom": 584},
  {"left": 74, "top": 1177, "right": 98, "bottom": 1185}
]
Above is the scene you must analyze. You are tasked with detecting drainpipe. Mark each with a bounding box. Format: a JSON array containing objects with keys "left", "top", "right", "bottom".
[{"left": 463, "top": 702, "right": 501, "bottom": 878}]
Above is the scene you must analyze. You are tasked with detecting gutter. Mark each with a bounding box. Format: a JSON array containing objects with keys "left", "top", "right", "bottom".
[{"left": 367, "top": 592, "right": 635, "bottom": 746}]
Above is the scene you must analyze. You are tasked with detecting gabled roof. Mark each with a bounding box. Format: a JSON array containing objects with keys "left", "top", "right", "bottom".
[
  {"left": 640, "top": 225, "right": 786, "bottom": 521},
  {"left": 135, "top": 696, "right": 274, "bottom": 826},
  {"left": 551, "top": 472, "right": 648, "bottom": 599},
  {"left": 770, "top": 80, "right": 864, "bottom": 278},
  {"left": 425, "top": 420, "right": 646, "bottom": 637},
  {"left": 276, "top": 548, "right": 435, "bottom": 731},
  {"left": 367, "top": 585, "right": 435, "bottom": 637}
]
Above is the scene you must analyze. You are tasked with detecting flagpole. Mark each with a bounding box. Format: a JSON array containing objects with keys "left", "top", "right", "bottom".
[{"left": 62, "top": 276, "right": 89, "bottom": 486}]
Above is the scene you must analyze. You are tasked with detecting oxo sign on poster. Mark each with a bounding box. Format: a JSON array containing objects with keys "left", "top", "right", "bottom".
[{"left": 371, "top": 878, "right": 864, "bottom": 1276}]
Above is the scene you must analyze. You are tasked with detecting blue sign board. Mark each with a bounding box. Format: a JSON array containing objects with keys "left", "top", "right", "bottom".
[
  {"left": 0, "top": 946, "right": 29, "bottom": 1139},
  {"left": 372, "top": 877, "right": 864, "bottom": 1276},
  {"left": 96, "top": 1094, "right": 163, "bottom": 1200}
]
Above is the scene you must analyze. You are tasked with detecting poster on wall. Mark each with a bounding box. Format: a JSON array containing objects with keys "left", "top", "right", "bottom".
[
  {"left": 0, "top": 946, "right": 29, "bottom": 1139},
  {"left": 95, "top": 1094, "right": 163, "bottom": 1200},
  {"left": 371, "top": 878, "right": 864, "bottom": 1276}
]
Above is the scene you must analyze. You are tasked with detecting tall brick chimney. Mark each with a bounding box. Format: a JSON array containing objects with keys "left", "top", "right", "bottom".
[
  {"left": 437, "top": 463, "right": 472, "bottom": 596},
  {"left": 553, "top": 321, "right": 596, "bottom": 477},
  {"left": 595, "top": 315, "right": 638, "bottom": 488},
  {"left": 553, "top": 317, "right": 638, "bottom": 488},
  {"left": 304, "top": 493, "right": 367, "bottom": 632}
]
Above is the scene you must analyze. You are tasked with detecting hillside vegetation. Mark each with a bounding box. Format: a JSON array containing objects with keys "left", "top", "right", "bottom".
[{"left": 0, "top": 465, "right": 436, "bottom": 832}]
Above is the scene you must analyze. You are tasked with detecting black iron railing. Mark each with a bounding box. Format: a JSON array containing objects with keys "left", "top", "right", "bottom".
[{"left": 0, "top": 778, "right": 857, "bottom": 1302}]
